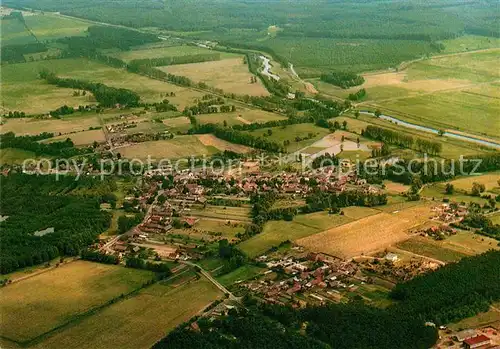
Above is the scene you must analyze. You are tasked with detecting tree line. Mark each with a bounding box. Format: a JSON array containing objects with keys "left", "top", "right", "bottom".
[
  {"left": 304, "top": 189, "right": 388, "bottom": 212},
  {"left": 0, "top": 132, "right": 91, "bottom": 157},
  {"left": 81, "top": 249, "right": 120, "bottom": 264},
  {"left": 348, "top": 88, "right": 367, "bottom": 101},
  {"left": 363, "top": 125, "right": 442, "bottom": 155},
  {"left": 391, "top": 250, "right": 500, "bottom": 324},
  {"left": 191, "top": 123, "right": 284, "bottom": 153},
  {"left": 125, "top": 257, "right": 172, "bottom": 275},
  {"left": 39, "top": 70, "right": 140, "bottom": 107},
  {"left": 128, "top": 53, "right": 221, "bottom": 70},
  {"left": 459, "top": 213, "right": 500, "bottom": 240},
  {"left": 320, "top": 71, "right": 365, "bottom": 89}
]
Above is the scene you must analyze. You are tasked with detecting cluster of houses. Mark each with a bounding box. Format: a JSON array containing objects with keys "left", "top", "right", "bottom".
[
  {"left": 432, "top": 203, "right": 469, "bottom": 223},
  {"left": 145, "top": 166, "right": 377, "bottom": 199},
  {"left": 419, "top": 225, "right": 457, "bottom": 240},
  {"left": 356, "top": 252, "right": 441, "bottom": 282},
  {"left": 435, "top": 327, "right": 500, "bottom": 349},
  {"left": 240, "top": 250, "right": 361, "bottom": 307}
]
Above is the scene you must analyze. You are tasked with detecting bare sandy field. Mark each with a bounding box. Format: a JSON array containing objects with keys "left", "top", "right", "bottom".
[
  {"left": 297, "top": 203, "right": 434, "bottom": 258},
  {"left": 196, "top": 134, "right": 252, "bottom": 153},
  {"left": 160, "top": 58, "right": 270, "bottom": 96}
]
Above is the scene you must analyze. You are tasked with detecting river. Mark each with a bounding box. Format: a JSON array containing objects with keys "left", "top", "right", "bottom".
[
  {"left": 259, "top": 55, "right": 280, "bottom": 81},
  {"left": 360, "top": 111, "right": 500, "bottom": 150}
]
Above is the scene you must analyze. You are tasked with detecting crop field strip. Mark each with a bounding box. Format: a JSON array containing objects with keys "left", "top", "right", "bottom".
[
  {"left": 296, "top": 203, "right": 434, "bottom": 259},
  {"left": 116, "top": 136, "right": 216, "bottom": 160},
  {"left": 238, "top": 207, "right": 380, "bottom": 258},
  {"left": 28, "top": 278, "right": 222, "bottom": 349},
  {"left": 0, "top": 114, "right": 102, "bottom": 137},
  {"left": 160, "top": 57, "right": 269, "bottom": 96},
  {"left": 0, "top": 261, "right": 154, "bottom": 344}
]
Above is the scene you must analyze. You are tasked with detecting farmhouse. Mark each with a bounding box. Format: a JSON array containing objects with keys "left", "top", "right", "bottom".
[{"left": 463, "top": 335, "right": 491, "bottom": 349}]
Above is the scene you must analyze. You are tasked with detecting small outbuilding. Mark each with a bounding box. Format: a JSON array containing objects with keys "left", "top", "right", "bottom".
[{"left": 463, "top": 335, "right": 491, "bottom": 349}]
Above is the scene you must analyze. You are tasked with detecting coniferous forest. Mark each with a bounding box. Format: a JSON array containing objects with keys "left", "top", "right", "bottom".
[{"left": 0, "top": 174, "right": 114, "bottom": 274}]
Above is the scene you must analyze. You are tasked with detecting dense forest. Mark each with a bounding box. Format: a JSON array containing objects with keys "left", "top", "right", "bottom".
[
  {"left": 304, "top": 190, "right": 388, "bottom": 212},
  {"left": 1, "top": 42, "right": 47, "bottom": 63},
  {"left": 391, "top": 250, "right": 500, "bottom": 324},
  {"left": 128, "top": 53, "right": 221, "bottom": 70},
  {"left": 7, "top": 0, "right": 498, "bottom": 39},
  {"left": 5, "top": 0, "right": 499, "bottom": 74},
  {"left": 0, "top": 174, "right": 114, "bottom": 274}
]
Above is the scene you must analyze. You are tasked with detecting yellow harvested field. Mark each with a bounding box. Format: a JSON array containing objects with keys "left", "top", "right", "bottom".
[
  {"left": 297, "top": 204, "right": 433, "bottom": 258},
  {"left": 118, "top": 136, "right": 211, "bottom": 159},
  {"left": 0, "top": 116, "right": 101, "bottom": 135},
  {"left": 30, "top": 278, "right": 222, "bottom": 349},
  {"left": 383, "top": 180, "right": 411, "bottom": 194},
  {"left": 196, "top": 134, "right": 252, "bottom": 153},
  {"left": 160, "top": 58, "right": 270, "bottom": 96},
  {"left": 0, "top": 261, "right": 154, "bottom": 343},
  {"left": 162, "top": 116, "right": 191, "bottom": 128},
  {"left": 449, "top": 173, "right": 500, "bottom": 192},
  {"left": 234, "top": 108, "right": 286, "bottom": 123},
  {"left": 44, "top": 129, "right": 106, "bottom": 145}
]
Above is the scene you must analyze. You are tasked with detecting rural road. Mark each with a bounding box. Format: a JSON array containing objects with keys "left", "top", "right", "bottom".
[
  {"left": 179, "top": 260, "right": 241, "bottom": 302},
  {"left": 100, "top": 189, "right": 164, "bottom": 253}
]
